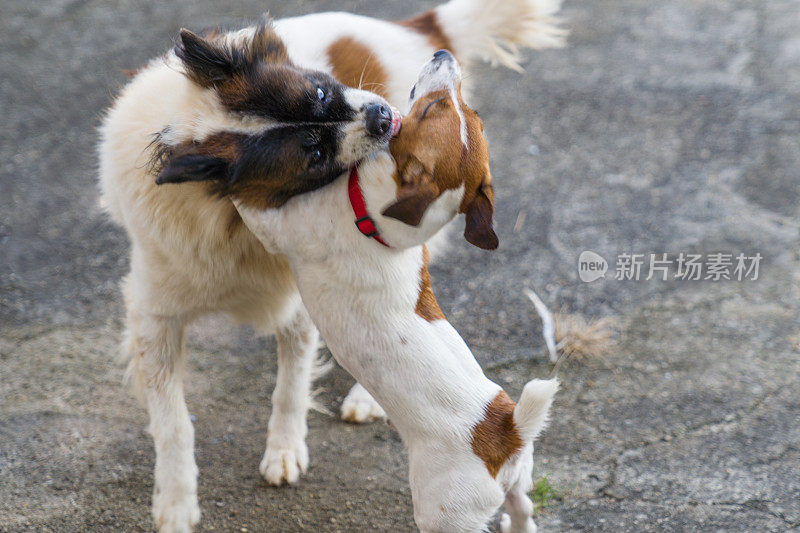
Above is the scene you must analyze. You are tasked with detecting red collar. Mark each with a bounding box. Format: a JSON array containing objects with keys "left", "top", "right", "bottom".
[{"left": 348, "top": 166, "right": 391, "bottom": 248}]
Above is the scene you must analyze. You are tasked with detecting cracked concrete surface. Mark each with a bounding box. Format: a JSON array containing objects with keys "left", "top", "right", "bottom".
[{"left": 1, "top": 0, "right": 799, "bottom": 531}]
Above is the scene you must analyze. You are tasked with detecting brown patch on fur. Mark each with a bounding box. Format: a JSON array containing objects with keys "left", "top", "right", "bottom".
[
  {"left": 162, "top": 18, "right": 369, "bottom": 209},
  {"left": 214, "top": 64, "right": 307, "bottom": 117},
  {"left": 176, "top": 23, "right": 310, "bottom": 120},
  {"left": 382, "top": 157, "right": 438, "bottom": 226},
  {"left": 464, "top": 183, "right": 498, "bottom": 250},
  {"left": 386, "top": 88, "right": 497, "bottom": 248},
  {"left": 390, "top": 89, "right": 490, "bottom": 199},
  {"left": 225, "top": 207, "right": 246, "bottom": 238},
  {"left": 175, "top": 18, "right": 357, "bottom": 125},
  {"left": 397, "top": 11, "right": 453, "bottom": 52},
  {"left": 153, "top": 122, "right": 349, "bottom": 209},
  {"left": 415, "top": 246, "right": 445, "bottom": 322},
  {"left": 327, "top": 37, "right": 389, "bottom": 99},
  {"left": 194, "top": 132, "right": 242, "bottom": 161},
  {"left": 175, "top": 19, "right": 290, "bottom": 90},
  {"left": 153, "top": 131, "right": 303, "bottom": 208},
  {"left": 471, "top": 391, "right": 523, "bottom": 478},
  {"left": 247, "top": 21, "right": 290, "bottom": 63},
  {"left": 122, "top": 68, "right": 139, "bottom": 78},
  {"left": 152, "top": 132, "right": 244, "bottom": 178}
]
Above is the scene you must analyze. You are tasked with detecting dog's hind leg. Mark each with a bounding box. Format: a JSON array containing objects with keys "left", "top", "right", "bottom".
[
  {"left": 341, "top": 382, "right": 386, "bottom": 423},
  {"left": 261, "top": 304, "right": 321, "bottom": 485},
  {"left": 500, "top": 489, "right": 537, "bottom": 533},
  {"left": 124, "top": 302, "right": 199, "bottom": 533}
]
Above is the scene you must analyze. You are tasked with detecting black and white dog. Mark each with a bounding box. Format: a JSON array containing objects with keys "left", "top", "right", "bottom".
[{"left": 98, "top": 1, "right": 564, "bottom": 530}]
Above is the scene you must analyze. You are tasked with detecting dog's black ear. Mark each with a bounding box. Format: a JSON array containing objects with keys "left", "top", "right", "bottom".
[
  {"left": 463, "top": 183, "right": 499, "bottom": 250},
  {"left": 155, "top": 154, "right": 230, "bottom": 185},
  {"left": 247, "top": 15, "right": 289, "bottom": 63},
  {"left": 176, "top": 17, "right": 288, "bottom": 88},
  {"left": 381, "top": 157, "right": 439, "bottom": 227},
  {"left": 175, "top": 29, "right": 236, "bottom": 87}
]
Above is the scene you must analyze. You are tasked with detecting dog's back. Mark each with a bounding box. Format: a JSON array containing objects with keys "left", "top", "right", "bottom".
[{"left": 275, "top": 0, "right": 565, "bottom": 108}]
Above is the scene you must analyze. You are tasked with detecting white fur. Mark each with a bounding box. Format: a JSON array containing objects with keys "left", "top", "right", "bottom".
[
  {"left": 514, "top": 379, "right": 559, "bottom": 441},
  {"left": 408, "top": 50, "right": 469, "bottom": 147},
  {"left": 360, "top": 153, "right": 464, "bottom": 250},
  {"left": 236, "top": 55, "right": 556, "bottom": 529},
  {"left": 236, "top": 142, "right": 558, "bottom": 531},
  {"left": 437, "top": 0, "right": 567, "bottom": 71},
  {"left": 452, "top": 87, "right": 469, "bottom": 148},
  {"left": 98, "top": 2, "right": 565, "bottom": 531},
  {"left": 341, "top": 382, "right": 387, "bottom": 423},
  {"left": 276, "top": 14, "right": 435, "bottom": 106}
]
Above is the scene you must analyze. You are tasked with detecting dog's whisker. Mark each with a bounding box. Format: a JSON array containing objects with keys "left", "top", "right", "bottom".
[{"left": 357, "top": 54, "right": 372, "bottom": 91}]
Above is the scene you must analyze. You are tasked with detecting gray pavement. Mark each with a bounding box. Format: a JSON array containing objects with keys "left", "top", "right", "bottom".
[{"left": 1, "top": 0, "right": 799, "bottom": 531}]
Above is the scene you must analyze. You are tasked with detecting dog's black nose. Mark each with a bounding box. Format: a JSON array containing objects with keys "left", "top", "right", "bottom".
[
  {"left": 433, "top": 49, "right": 452, "bottom": 61},
  {"left": 365, "top": 103, "right": 393, "bottom": 137}
]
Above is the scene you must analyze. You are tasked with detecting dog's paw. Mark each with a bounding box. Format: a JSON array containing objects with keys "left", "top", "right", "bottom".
[
  {"left": 500, "top": 513, "right": 537, "bottom": 533},
  {"left": 153, "top": 490, "right": 200, "bottom": 533},
  {"left": 260, "top": 438, "right": 309, "bottom": 485},
  {"left": 341, "top": 382, "right": 386, "bottom": 423}
]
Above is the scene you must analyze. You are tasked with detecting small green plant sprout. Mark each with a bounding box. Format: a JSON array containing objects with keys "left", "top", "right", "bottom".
[{"left": 530, "top": 475, "right": 561, "bottom": 516}]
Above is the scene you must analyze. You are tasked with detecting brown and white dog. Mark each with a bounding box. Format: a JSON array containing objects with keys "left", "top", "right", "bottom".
[
  {"left": 98, "top": 1, "right": 565, "bottom": 531},
  {"left": 235, "top": 50, "right": 558, "bottom": 533}
]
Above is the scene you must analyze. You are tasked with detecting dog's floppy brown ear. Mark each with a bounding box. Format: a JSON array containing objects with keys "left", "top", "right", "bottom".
[
  {"left": 464, "top": 183, "right": 499, "bottom": 250},
  {"left": 381, "top": 157, "right": 439, "bottom": 227}
]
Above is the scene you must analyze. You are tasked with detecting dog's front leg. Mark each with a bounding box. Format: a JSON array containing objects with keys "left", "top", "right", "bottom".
[
  {"left": 127, "top": 311, "right": 199, "bottom": 533},
  {"left": 261, "top": 305, "right": 321, "bottom": 485}
]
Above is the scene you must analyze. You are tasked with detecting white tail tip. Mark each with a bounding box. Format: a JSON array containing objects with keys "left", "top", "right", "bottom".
[
  {"left": 514, "top": 378, "right": 558, "bottom": 441},
  {"left": 436, "top": 0, "right": 568, "bottom": 72}
]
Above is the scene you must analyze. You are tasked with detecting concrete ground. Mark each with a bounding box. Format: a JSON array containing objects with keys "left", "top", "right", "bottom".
[{"left": 1, "top": 0, "right": 799, "bottom": 531}]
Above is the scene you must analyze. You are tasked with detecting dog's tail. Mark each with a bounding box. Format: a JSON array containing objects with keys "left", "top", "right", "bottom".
[
  {"left": 429, "top": 0, "right": 566, "bottom": 72},
  {"left": 513, "top": 378, "right": 558, "bottom": 441}
]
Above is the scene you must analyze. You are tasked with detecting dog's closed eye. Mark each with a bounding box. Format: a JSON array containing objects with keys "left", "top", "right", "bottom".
[{"left": 419, "top": 97, "right": 446, "bottom": 121}]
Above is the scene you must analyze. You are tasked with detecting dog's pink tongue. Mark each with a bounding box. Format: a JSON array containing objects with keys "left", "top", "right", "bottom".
[{"left": 391, "top": 108, "right": 402, "bottom": 138}]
